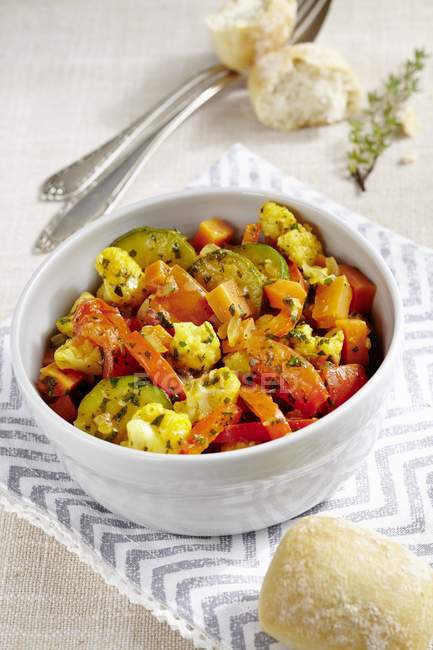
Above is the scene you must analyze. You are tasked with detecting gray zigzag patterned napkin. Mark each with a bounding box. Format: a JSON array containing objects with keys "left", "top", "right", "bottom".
[{"left": 1, "top": 144, "right": 433, "bottom": 650}]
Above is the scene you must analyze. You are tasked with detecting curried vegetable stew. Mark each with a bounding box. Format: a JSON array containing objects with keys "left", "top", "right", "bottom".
[{"left": 37, "top": 201, "right": 378, "bottom": 454}]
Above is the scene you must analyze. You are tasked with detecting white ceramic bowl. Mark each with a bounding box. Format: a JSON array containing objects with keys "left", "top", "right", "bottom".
[{"left": 12, "top": 189, "right": 403, "bottom": 535}]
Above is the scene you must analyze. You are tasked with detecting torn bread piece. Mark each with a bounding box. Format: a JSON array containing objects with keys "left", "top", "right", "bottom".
[
  {"left": 248, "top": 43, "right": 363, "bottom": 131},
  {"left": 207, "top": 0, "right": 297, "bottom": 72}
]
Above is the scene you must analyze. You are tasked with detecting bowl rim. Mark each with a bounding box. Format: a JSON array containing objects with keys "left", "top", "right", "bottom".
[{"left": 11, "top": 186, "right": 404, "bottom": 465}]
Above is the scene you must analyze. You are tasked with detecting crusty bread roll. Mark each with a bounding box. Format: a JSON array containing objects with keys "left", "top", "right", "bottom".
[
  {"left": 259, "top": 516, "right": 433, "bottom": 650},
  {"left": 248, "top": 43, "right": 362, "bottom": 131},
  {"left": 207, "top": 0, "right": 297, "bottom": 72}
]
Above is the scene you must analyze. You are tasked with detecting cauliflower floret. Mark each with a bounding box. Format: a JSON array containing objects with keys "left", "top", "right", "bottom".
[
  {"left": 224, "top": 351, "right": 251, "bottom": 374},
  {"left": 174, "top": 367, "right": 240, "bottom": 424},
  {"left": 277, "top": 225, "right": 322, "bottom": 267},
  {"left": 289, "top": 322, "right": 344, "bottom": 364},
  {"left": 123, "top": 403, "right": 191, "bottom": 454},
  {"left": 54, "top": 337, "right": 103, "bottom": 375},
  {"left": 171, "top": 321, "right": 221, "bottom": 372},
  {"left": 95, "top": 246, "right": 144, "bottom": 306},
  {"left": 302, "top": 262, "right": 335, "bottom": 286},
  {"left": 259, "top": 201, "right": 297, "bottom": 241},
  {"left": 56, "top": 291, "right": 95, "bottom": 337}
]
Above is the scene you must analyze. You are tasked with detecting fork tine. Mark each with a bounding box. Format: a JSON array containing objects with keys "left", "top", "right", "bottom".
[
  {"left": 295, "top": 0, "right": 318, "bottom": 26},
  {"left": 292, "top": 0, "right": 332, "bottom": 43}
]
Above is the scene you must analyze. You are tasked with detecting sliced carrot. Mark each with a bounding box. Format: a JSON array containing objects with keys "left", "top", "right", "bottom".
[
  {"left": 206, "top": 279, "right": 251, "bottom": 322},
  {"left": 50, "top": 395, "right": 77, "bottom": 422},
  {"left": 339, "top": 264, "right": 376, "bottom": 314},
  {"left": 242, "top": 223, "right": 261, "bottom": 244},
  {"left": 180, "top": 404, "right": 240, "bottom": 454},
  {"left": 192, "top": 218, "right": 235, "bottom": 250},
  {"left": 143, "top": 260, "right": 171, "bottom": 293},
  {"left": 336, "top": 318, "right": 370, "bottom": 366},
  {"left": 125, "top": 331, "right": 184, "bottom": 399},
  {"left": 39, "top": 363, "right": 84, "bottom": 398},
  {"left": 264, "top": 279, "right": 306, "bottom": 314},
  {"left": 240, "top": 385, "right": 291, "bottom": 439},
  {"left": 312, "top": 275, "right": 352, "bottom": 328}
]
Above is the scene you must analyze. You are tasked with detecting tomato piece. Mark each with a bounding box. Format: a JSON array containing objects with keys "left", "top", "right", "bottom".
[
  {"left": 38, "top": 363, "right": 84, "bottom": 398},
  {"left": 240, "top": 385, "right": 291, "bottom": 439},
  {"left": 110, "top": 350, "right": 142, "bottom": 377},
  {"left": 125, "top": 316, "right": 142, "bottom": 332},
  {"left": 153, "top": 265, "right": 213, "bottom": 326},
  {"left": 322, "top": 364, "right": 368, "bottom": 408},
  {"left": 50, "top": 395, "right": 77, "bottom": 422},
  {"left": 214, "top": 422, "right": 271, "bottom": 445},
  {"left": 335, "top": 318, "right": 370, "bottom": 366},
  {"left": 286, "top": 417, "right": 318, "bottom": 431},
  {"left": 277, "top": 367, "right": 330, "bottom": 417},
  {"left": 339, "top": 264, "right": 376, "bottom": 314},
  {"left": 312, "top": 275, "right": 352, "bottom": 328},
  {"left": 247, "top": 333, "right": 329, "bottom": 417},
  {"left": 125, "top": 331, "right": 184, "bottom": 399},
  {"left": 42, "top": 348, "right": 55, "bottom": 367},
  {"left": 192, "top": 218, "right": 234, "bottom": 250},
  {"left": 180, "top": 404, "right": 240, "bottom": 454},
  {"left": 241, "top": 223, "right": 261, "bottom": 244}
]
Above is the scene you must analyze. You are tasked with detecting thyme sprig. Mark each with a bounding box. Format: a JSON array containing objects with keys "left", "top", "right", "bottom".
[{"left": 348, "top": 48, "right": 428, "bottom": 191}]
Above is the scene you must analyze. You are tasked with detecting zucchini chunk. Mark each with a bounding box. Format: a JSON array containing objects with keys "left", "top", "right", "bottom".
[
  {"left": 234, "top": 243, "right": 289, "bottom": 280},
  {"left": 112, "top": 227, "right": 196, "bottom": 270},
  {"left": 74, "top": 375, "right": 172, "bottom": 442},
  {"left": 189, "top": 249, "right": 264, "bottom": 316}
]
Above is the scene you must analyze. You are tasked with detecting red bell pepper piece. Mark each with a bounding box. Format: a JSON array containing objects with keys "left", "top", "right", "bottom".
[
  {"left": 124, "top": 330, "right": 185, "bottom": 399},
  {"left": 180, "top": 404, "right": 240, "bottom": 454},
  {"left": 239, "top": 385, "right": 291, "bottom": 439},
  {"left": 214, "top": 422, "right": 271, "bottom": 446}
]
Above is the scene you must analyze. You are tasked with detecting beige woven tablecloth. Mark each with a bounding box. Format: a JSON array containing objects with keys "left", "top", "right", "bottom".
[{"left": 1, "top": 0, "right": 432, "bottom": 648}]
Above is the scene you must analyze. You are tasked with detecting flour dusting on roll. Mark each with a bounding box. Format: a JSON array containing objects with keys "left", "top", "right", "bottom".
[{"left": 259, "top": 516, "right": 433, "bottom": 649}]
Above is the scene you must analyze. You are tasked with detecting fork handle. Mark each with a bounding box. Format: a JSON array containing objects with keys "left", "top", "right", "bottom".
[
  {"left": 34, "top": 71, "right": 239, "bottom": 253},
  {"left": 39, "top": 63, "right": 228, "bottom": 202}
]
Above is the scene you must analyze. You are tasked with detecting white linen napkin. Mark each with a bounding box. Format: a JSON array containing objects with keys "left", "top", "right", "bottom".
[{"left": 1, "top": 144, "right": 432, "bottom": 650}]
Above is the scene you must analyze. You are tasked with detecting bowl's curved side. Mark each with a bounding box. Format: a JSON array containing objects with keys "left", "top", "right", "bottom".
[{"left": 11, "top": 188, "right": 404, "bottom": 534}]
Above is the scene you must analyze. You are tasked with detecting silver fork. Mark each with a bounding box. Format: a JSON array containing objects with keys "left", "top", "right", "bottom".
[
  {"left": 35, "top": 0, "right": 332, "bottom": 253},
  {"left": 39, "top": 0, "right": 329, "bottom": 204}
]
